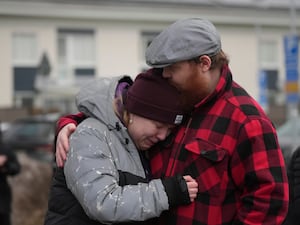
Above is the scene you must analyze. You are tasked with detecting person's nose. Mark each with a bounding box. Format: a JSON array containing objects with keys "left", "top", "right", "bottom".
[{"left": 156, "top": 127, "right": 169, "bottom": 141}]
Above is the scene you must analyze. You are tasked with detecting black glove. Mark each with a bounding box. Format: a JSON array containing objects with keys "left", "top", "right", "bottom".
[{"left": 161, "top": 174, "right": 191, "bottom": 208}]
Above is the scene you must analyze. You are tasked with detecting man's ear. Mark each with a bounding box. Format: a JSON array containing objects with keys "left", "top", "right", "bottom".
[{"left": 198, "top": 55, "right": 211, "bottom": 71}]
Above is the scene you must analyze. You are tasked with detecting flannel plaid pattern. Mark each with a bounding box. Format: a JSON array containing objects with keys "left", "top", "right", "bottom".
[{"left": 150, "top": 65, "right": 289, "bottom": 225}]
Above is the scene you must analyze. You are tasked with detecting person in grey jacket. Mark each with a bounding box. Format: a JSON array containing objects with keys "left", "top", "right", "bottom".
[{"left": 44, "top": 68, "right": 198, "bottom": 225}]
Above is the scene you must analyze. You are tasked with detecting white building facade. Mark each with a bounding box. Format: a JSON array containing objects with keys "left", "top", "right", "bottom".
[{"left": 0, "top": 0, "right": 299, "bottom": 115}]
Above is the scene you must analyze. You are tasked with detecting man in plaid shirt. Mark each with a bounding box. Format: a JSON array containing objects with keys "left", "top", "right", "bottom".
[
  {"left": 55, "top": 18, "right": 289, "bottom": 225},
  {"left": 145, "top": 18, "right": 289, "bottom": 225}
]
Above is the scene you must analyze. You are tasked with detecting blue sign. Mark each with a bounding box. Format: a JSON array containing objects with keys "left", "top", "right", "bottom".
[
  {"left": 258, "top": 70, "right": 267, "bottom": 109},
  {"left": 284, "top": 34, "right": 299, "bottom": 104}
]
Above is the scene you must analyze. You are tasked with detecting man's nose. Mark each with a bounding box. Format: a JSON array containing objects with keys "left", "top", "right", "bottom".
[{"left": 162, "top": 68, "right": 171, "bottom": 78}]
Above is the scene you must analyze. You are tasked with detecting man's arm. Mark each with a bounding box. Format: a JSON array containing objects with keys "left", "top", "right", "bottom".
[
  {"left": 56, "top": 112, "right": 86, "bottom": 134},
  {"left": 232, "top": 119, "right": 289, "bottom": 225},
  {"left": 55, "top": 112, "right": 86, "bottom": 167}
]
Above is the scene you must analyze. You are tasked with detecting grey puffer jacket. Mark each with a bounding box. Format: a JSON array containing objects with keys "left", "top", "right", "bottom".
[{"left": 64, "top": 76, "right": 170, "bottom": 224}]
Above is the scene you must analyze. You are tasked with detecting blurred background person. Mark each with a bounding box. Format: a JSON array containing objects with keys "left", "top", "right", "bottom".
[
  {"left": 283, "top": 146, "right": 300, "bottom": 225},
  {"left": 0, "top": 126, "right": 21, "bottom": 225}
]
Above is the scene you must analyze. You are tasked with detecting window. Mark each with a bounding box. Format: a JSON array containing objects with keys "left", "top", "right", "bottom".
[
  {"left": 12, "top": 32, "right": 38, "bottom": 65},
  {"left": 140, "top": 31, "right": 159, "bottom": 71},
  {"left": 258, "top": 39, "right": 280, "bottom": 107},
  {"left": 12, "top": 32, "right": 38, "bottom": 107},
  {"left": 57, "top": 29, "right": 96, "bottom": 79},
  {"left": 73, "top": 34, "right": 95, "bottom": 64},
  {"left": 259, "top": 40, "right": 278, "bottom": 65}
]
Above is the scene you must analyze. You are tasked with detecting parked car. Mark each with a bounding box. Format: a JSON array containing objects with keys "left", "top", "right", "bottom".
[
  {"left": 0, "top": 121, "right": 11, "bottom": 133},
  {"left": 277, "top": 116, "right": 300, "bottom": 168},
  {"left": 1, "top": 113, "right": 60, "bottom": 164}
]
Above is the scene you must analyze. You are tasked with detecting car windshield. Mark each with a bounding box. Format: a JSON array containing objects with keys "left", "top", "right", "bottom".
[{"left": 4, "top": 121, "right": 53, "bottom": 139}]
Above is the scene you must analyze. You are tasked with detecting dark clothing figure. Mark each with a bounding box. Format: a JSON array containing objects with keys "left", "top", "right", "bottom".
[
  {"left": 283, "top": 146, "right": 300, "bottom": 225},
  {"left": 0, "top": 145, "right": 21, "bottom": 225}
]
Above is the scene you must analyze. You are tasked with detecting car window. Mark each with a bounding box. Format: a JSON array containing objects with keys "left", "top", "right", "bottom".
[{"left": 4, "top": 121, "right": 53, "bottom": 139}]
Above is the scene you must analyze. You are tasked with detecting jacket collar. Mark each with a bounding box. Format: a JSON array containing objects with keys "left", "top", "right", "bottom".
[{"left": 194, "top": 64, "right": 232, "bottom": 108}]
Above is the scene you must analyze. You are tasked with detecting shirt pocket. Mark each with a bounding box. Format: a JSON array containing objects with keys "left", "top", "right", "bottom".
[{"left": 184, "top": 138, "right": 230, "bottom": 197}]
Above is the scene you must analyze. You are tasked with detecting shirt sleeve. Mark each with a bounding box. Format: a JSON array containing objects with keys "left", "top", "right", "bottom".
[
  {"left": 231, "top": 118, "right": 289, "bottom": 225},
  {"left": 56, "top": 112, "right": 86, "bottom": 134}
]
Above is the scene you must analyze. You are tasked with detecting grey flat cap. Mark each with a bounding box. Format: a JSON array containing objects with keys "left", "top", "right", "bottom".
[{"left": 146, "top": 18, "right": 221, "bottom": 68}]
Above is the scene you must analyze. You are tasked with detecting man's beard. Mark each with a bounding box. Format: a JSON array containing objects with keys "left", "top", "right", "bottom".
[
  {"left": 179, "top": 90, "right": 202, "bottom": 113},
  {"left": 177, "top": 77, "right": 211, "bottom": 113}
]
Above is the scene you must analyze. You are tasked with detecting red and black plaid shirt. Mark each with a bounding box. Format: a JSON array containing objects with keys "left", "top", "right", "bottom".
[{"left": 149, "top": 65, "right": 289, "bottom": 225}]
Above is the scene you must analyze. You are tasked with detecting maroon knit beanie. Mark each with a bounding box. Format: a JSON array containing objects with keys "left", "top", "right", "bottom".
[{"left": 124, "top": 68, "right": 184, "bottom": 125}]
